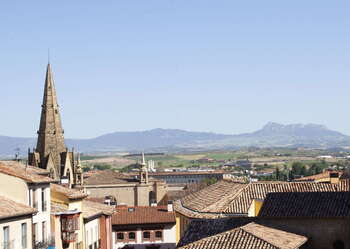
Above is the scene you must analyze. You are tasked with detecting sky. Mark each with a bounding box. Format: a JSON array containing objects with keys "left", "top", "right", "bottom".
[{"left": 1, "top": 1, "right": 350, "bottom": 138}]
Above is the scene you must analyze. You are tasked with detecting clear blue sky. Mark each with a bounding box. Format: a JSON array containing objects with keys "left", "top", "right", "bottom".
[{"left": 1, "top": 1, "right": 350, "bottom": 138}]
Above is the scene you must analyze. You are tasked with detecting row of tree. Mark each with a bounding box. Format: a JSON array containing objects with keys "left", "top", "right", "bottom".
[{"left": 259, "top": 161, "right": 329, "bottom": 181}]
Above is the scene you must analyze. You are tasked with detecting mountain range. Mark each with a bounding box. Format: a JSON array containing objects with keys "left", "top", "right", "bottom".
[{"left": 1, "top": 122, "right": 350, "bottom": 156}]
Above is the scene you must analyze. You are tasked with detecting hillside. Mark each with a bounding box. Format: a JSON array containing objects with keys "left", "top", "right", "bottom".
[{"left": 1, "top": 123, "right": 350, "bottom": 156}]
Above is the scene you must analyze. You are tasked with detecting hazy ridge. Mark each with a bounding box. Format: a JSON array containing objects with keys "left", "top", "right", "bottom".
[{"left": 1, "top": 122, "right": 350, "bottom": 156}]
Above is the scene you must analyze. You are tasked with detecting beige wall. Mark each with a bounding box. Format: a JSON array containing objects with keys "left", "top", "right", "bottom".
[
  {"left": 0, "top": 216, "right": 33, "bottom": 249},
  {"left": 51, "top": 189, "right": 85, "bottom": 248},
  {"left": 84, "top": 182, "right": 167, "bottom": 207},
  {"left": 0, "top": 173, "right": 28, "bottom": 205}
]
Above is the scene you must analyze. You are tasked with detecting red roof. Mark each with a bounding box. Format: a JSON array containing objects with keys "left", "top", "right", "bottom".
[{"left": 112, "top": 206, "right": 176, "bottom": 225}]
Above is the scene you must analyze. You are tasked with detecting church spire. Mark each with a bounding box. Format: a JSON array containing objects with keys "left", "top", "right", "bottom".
[{"left": 35, "top": 63, "right": 66, "bottom": 174}]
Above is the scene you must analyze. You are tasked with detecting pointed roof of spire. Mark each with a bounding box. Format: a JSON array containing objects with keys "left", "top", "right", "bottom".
[
  {"left": 36, "top": 63, "right": 66, "bottom": 171},
  {"left": 42, "top": 63, "right": 58, "bottom": 108}
]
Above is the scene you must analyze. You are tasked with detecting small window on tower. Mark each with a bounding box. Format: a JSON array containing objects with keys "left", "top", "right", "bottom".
[{"left": 55, "top": 109, "right": 58, "bottom": 114}]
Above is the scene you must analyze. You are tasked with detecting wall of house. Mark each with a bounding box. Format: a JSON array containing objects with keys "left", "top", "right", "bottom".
[
  {"left": 112, "top": 225, "right": 177, "bottom": 249},
  {"left": 262, "top": 218, "right": 350, "bottom": 249},
  {"left": 0, "top": 173, "right": 28, "bottom": 204},
  {"left": 85, "top": 182, "right": 167, "bottom": 207},
  {"left": 175, "top": 212, "right": 191, "bottom": 240},
  {"left": 85, "top": 218, "right": 100, "bottom": 249},
  {"left": 51, "top": 190, "right": 84, "bottom": 248},
  {"left": 85, "top": 185, "right": 138, "bottom": 206},
  {"left": 99, "top": 215, "right": 112, "bottom": 249},
  {"left": 0, "top": 216, "right": 33, "bottom": 249},
  {"left": 31, "top": 184, "right": 51, "bottom": 243}
]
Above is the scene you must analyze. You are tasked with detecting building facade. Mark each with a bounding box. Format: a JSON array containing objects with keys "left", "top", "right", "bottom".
[
  {"left": 112, "top": 204, "right": 176, "bottom": 249},
  {"left": 0, "top": 161, "right": 54, "bottom": 247},
  {"left": 0, "top": 196, "right": 36, "bottom": 249}
]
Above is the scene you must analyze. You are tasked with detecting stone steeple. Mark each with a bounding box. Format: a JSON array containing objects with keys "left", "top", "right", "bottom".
[
  {"left": 29, "top": 63, "right": 77, "bottom": 183},
  {"left": 140, "top": 152, "right": 148, "bottom": 184},
  {"left": 36, "top": 63, "right": 66, "bottom": 174}
]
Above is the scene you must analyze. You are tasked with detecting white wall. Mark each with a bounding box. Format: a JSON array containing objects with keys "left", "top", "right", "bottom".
[
  {"left": 85, "top": 218, "right": 100, "bottom": 248},
  {"left": 163, "top": 224, "right": 176, "bottom": 243},
  {"left": 31, "top": 185, "right": 51, "bottom": 243},
  {"left": 113, "top": 225, "right": 176, "bottom": 249},
  {"left": 0, "top": 217, "right": 33, "bottom": 249}
]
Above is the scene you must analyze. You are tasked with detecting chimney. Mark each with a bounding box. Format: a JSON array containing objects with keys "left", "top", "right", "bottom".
[
  {"left": 60, "top": 176, "right": 69, "bottom": 187},
  {"left": 167, "top": 200, "right": 173, "bottom": 212},
  {"left": 330, "top": 172, "right": 339, "bottom": 184}
]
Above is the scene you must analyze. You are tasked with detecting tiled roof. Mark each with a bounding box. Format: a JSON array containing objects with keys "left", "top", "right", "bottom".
[
  {"left": 82, "top": 200, "right": 114, "bottom": 219},
  {"left": 0, "top": 161, "right": 55, "bottom": 184},
  {"left": 224, "top": 181, "right": 349, "bottom": 214},
  {"left": 0, "top": 195, "right": 37, "bottom": 219},
  {"left": 176, "top": 180, "right": 350, "bottom": 217},
  {"left": 296, "top": 170, "right": 344, "bottom": 182},
  {"left": 180, "top": 180, "right": 247, "bottom": 213},
  {"left": 51, "top": 202, "right": 69, "bottom": 213},
  {"left": 178, "top": 217, "right": 255, "bottom": 247},
  {"left": 259, "top": 191, "right": 350, "bottom": 218},
  {"left": 51, "top": 184, "right": 88, "bottom": 200},
  {"left": 84, "top": 170, "right": 137, "bottom": 185},
  {"left": 178, "top": 222, "right": 307, "bottom": 249},
  {"left": 112, "top": 206, "right": 176, "bottom": 225}
]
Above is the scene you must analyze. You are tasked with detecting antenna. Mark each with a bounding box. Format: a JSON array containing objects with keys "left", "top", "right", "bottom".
[{"left": 48, "top": 48, "right": 50, "bottom": 64}]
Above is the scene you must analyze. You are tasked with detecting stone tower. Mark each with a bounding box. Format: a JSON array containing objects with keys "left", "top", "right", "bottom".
[
  {"left": 139, "top": 152, "right": 149, "bottom": 184},
  {"left": 28, "top": 63, "right": 78, "bottom": 185}
]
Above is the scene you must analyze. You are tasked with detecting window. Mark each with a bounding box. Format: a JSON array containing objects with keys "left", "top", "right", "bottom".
[
  {"left": 41, "top": 189, "right": 47, "bottom": 211},
  {"left": 3, "top": 226, "right": 9, "bottom": 249},
  {"left": 155, "top": 231, "right": 162, "bottom": 239},
  {"left": 21, "top": 223, "right": 27, "bottom": 248},
  {"left": 42, "top": 222, "right": 46, "bottom": 242},
  {"left": 33, "top": 223, "right": 38, "bottom": 243},
  {"left": 117, "top": 233, "right": 124, "bottom": 241},
  {"left": 28, "top": 190, "right": 32, "bottom": 207},
  {"left": 143, "top": 231, "right": 150, "bottom": 239},
  {"left": 128, "top": 232, "right": 135, "bottom": 240},
  {"left": 33, "top": 190, "right": 38, "bottom": 209}
]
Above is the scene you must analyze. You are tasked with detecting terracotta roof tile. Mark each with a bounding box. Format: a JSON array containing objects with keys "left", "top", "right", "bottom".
[
  {"left": 0, "top": 195, "right": 36, "bottom": 219},
  {"left": 178, "top": 217, "right": 255, "bottom": 247},
  {"left": 82, "top": 200, "right": 114, "bottom": 219},
  {"left": 0, "top": 161, "right": 55, "bottom": 184},
  {"left": 51, "top": 184, "right": 88, "bottom": 200},
  {"left": 178, "top": 222, "right": 307, "bottom": 249},
  {"left": 259, "top": 191, "right": 350, "bottom": 218},
  {"left": 296, "top": 170, "right": 344, "bottom": 182},
  {"left": 51, "top": 202, "right": 69, "bottom": 213},
  {"left": 112, "top": 206, "right": 175, "bottom": 225},
  {"left": 176, "top": 180, "right": 350, "bottom": 217},
  {"left": 84, "top": 170, "right": 137, "bottom": 185}
]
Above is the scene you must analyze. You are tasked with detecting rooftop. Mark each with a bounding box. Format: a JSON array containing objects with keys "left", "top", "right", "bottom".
[
  {"left": 0, "top": 161, "right": 55, "bottom": 184},
  {"left": 0, "top": 195, "right": 37, "bottom": 219},
  {"left": 295, "top": 170, "right": 345, "bottom": 182},
  {"left": 176, "top": 179, "right": 350, "bottom": 218},
  {"left": 51, "top": 184, "right": 88, "bottom": 200},
  {"left": 82, "top": 200, "right": 115, "bottom": 219},
  {"left": 112, "top": 205, "right": 176, "bottom": 226},
  {"left": 178, "top": 222, "right": 307, "bottom": 249},
  {"left": 83, "top": 170, "right": 137, "bottom": 185},
  {"left": 259, "top": 191, "right": 350, "bottom": 218},
  {"left": 178, "top": 217, "right": 255, "bottom": 247}
]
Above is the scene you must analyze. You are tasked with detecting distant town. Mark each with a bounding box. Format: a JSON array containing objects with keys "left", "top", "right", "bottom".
[{"left": 0, "top": 63, "right": 349, "bottom": 249}]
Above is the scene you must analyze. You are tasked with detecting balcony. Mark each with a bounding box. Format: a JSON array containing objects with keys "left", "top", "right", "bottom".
[
  {"left": 62, "top": 231, "right": 77, "bottom": 243},
  {"left": 61, "top": 215, "right": 79, "bottom": 232}
]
